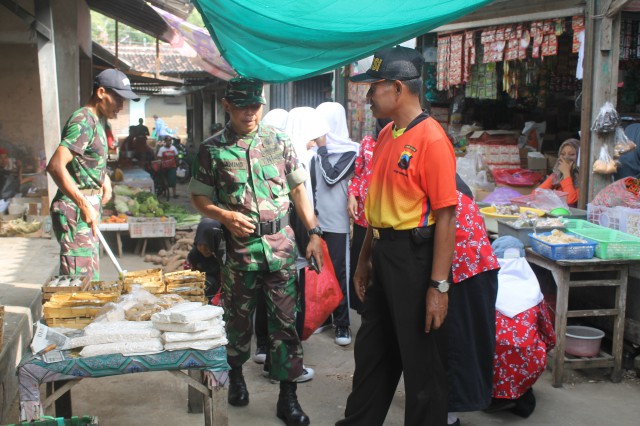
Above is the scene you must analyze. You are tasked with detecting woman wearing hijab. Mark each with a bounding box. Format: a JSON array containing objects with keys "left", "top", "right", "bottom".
[
  {"left": 538, "top": 138, "right": 580, "bottom": 206},
  {"left": 184, "top": 218, "right": 224, "bottom": 301},
  {"left": 314, "top": 102, "right": 359, "bottom": 346},
  {"left": 487, "top": 236, "right": 556, "bottom": 418}
]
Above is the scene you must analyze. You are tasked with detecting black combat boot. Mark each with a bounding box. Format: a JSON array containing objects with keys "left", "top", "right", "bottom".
[
  {"left": 276, "top": 381, "right": 310, "bottom": 426},
  {"left": 228, "top": 367, "right": 249, "bottom": 407}
]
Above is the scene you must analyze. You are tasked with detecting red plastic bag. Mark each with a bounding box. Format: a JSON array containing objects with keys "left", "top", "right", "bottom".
[
  {"left": 301, "top": 240, "right": 342, "bottom": 340},
  {"left": 491, "top": 168, "right": 544, "bottom": 186}
]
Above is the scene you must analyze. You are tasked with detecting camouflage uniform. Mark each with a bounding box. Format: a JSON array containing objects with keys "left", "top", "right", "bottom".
[
  {"left": 50, "top": 107, "right": 107, "bottom": 281},
  {"left": 189, "top": 123, "right": 307, "bottom": 381}
]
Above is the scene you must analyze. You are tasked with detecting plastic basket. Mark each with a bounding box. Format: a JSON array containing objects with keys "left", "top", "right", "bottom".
[
  {"left": 564, "top": 219, "right": 640, "bottom": 260},
  {"left": 497, "top": 219, "right": 565, "bottom": 246},
  {"left": 529, "top": 232, "right": 597, "bottom": 260},
  {"left": 128, "top": 217, "right": 176, "bottom": 238},
  {"left": 587, "top": 204, "right": 623, "bottom": 230}
]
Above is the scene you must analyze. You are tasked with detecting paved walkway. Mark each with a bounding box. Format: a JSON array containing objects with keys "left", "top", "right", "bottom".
[
  {"left": 0, "top": 237, "right": 59, "bottom": 423},
  {"left": 2, "top": 189, "right": 640, "bottom": 424}
]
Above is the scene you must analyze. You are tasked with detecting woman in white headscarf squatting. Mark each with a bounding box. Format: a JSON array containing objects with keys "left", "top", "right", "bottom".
[{"left": 487, "top": 236, "right": 556, "bottom": 418}]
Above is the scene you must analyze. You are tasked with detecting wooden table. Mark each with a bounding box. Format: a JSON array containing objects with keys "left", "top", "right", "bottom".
[
  {"left": 525, "top": 249, "right": 633, "bottom": 387},
  {"left": 98, "top": 223, "right": 127, "bottom": 258},
  {"left": 18, "top": 347, "right": 229, "bottom": 425}
]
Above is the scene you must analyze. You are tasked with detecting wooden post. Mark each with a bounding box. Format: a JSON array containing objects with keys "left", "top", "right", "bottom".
[
  {"left": 586, "top": 0, "right": 622, "bottom": 202},
  {"left": 34, "top": 1, "right": 61, "bottom": 208}
]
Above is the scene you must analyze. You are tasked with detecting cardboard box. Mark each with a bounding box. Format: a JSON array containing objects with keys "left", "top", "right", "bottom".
[
  {"left": 528, "top": 152, "right": 547, "bottom": 171},
  {"left": 468, "top": 130, "right": 519, "bottom": 145}
]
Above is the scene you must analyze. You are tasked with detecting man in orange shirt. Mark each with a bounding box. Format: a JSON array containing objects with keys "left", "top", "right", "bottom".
[{"left": 336, "top": 46, "right": 457, "bottom": 426}]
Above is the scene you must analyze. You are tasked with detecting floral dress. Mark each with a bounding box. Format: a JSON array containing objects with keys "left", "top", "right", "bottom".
[
  {"left": 347, "top": 135, "right": 375, "bottom": 228},
  {"left": 493, "top": 302, "right": 556, "bottom": 399}
]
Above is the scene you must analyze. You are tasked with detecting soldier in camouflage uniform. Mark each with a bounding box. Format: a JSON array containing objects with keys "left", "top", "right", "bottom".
[
  {"left": 47, "top": 69, "right": 139, "bottom": 280},
  {"left": 190, "top": 77, "right": 323, "bottom": 426}
]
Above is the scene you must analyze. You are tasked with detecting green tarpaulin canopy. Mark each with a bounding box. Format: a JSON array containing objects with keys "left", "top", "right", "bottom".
[{"left": 191, "top": 0, "right": 493, "bottom": 83}]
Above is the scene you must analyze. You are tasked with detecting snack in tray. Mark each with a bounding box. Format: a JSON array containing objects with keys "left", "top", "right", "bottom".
[
  {"left": 124, "top": 302, "right": 163, "bottom": 321},
  {"left": 512, "top": 216, "right": 565, "bottom": 228},
  {"left": 494, "top": 204, "right": 521, "bottom": 215},
  {"left": 537, "top": 229, "right": 586, "bottom": 244}
]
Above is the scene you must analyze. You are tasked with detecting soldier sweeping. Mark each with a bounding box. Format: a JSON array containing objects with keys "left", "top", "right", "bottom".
[{"left": 47, "top": 69, "right": 139, "bottom": 280}]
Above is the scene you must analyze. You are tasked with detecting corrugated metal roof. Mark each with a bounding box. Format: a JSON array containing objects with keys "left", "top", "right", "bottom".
[{"left": 86, "top": 0, "right": 174, "bottom": 43}]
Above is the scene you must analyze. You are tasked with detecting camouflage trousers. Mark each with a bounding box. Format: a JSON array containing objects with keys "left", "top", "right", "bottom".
[
  {"left": 51, "top": 195, "right": 101, "bottom": 281},
  {"left": 222, "top": 265, "right": 303, "bottom": 381}
]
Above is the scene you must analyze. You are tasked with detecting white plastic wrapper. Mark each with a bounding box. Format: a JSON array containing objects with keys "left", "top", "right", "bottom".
[
  {"left": 150, "top": 302, "right": 204, "bottom": 323},
  {"left": 84, "top": 321, "right": 157, "bottom": 334},
  {"left": 163, "top": 336, "right": 228, "bottom": 351},
  {"left": 69, "top": 322, "right": 161, "bottom": 348},
  {"left": 169, "top": 305, "right": 224, "bottom": 323},
  {"left": 152, "top": 317, "right": 224, "bottom": 333},
  {"left": 162, "top": 325, "right": 226, "bottom": 343},
  {"left": 79, "top": 338, "right": 164, "bottom": 357}
]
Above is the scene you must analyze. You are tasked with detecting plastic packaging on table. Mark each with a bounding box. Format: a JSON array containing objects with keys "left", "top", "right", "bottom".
[
  {"left": 153, "top": 317, "right": 223, "bottom": 333},
  {"left": 169, "top": 304, "right": 223, "bottom": 323},
  {"left": 162, "top": 324, "right": 226, "bottom": 343},
  {"left": 591, "top": 101, "right": 619, "bottom": 133},
  {"left": 150, "top": 302, "right": 205, "bottom": 323},
  {"left": 68, "top": 321, "right": 161, "bottom": 348},
  {"left": 483, "top": 186, "right": 523, "bottom": 205},
  {"left": 93, "top": 286, "right": 186, "bottom": 323},
  {"left": 79, "top": 338, "right": 164, "bottom": 357},
  {"left": 163, "top": 336, "right": 228, "bottom": 351},
  {"left": 511, "top": 188, "right": 569, "bottom": 211}
]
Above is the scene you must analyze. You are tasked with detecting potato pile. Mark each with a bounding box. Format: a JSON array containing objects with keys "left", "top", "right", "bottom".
[{"left": 143, "top": 230, "right": 195, "bottom": 273}]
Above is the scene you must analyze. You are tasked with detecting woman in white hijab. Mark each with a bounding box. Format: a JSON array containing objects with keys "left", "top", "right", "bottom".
[
  {"left": 284, "top": 107, "right": 330, "bottom": 203},
  {"left": 312, "top": 102, "right": 359, "bottom": 346},
  {"left": 315, "top": 102, "right": 360, "bottom": 156},
  {"left": 487, "top": 236, "right": 556, "bottom": 418},
  {"left": 262, "top": 108, "right": 289, "bottom": 131}
]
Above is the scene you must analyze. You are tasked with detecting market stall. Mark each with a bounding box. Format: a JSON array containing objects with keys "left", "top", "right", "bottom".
[{"left": 18, "top": 348, "right": 229, "bottom": 425}]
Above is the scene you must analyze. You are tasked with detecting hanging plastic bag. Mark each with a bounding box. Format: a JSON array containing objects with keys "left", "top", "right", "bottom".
[
  {"left": 613, "top": 126, "right": 636, "bottom": 158},
  {"left": 593, "top": 145, "right": 617, "bottom": 174},
  {"left": 591, "top": 102, "right": 619, "bottom": 133},
  {"left": 302, "top": 240, "right": 342, "bottom": 340}
]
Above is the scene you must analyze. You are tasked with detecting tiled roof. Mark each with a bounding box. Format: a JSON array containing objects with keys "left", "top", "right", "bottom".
[{"left": 102, "top": 44, "right": 207, "bottom": 75}]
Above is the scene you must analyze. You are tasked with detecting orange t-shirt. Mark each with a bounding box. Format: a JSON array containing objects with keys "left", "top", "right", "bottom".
[{"left": 365, "top": 117, "right": 457, "bottom": 229}]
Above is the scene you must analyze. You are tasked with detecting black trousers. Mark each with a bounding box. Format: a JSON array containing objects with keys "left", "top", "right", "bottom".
[
  {"left": 447, "top": 270, "right": 498, "bottom": 412},
  {"left": 337, "top": 236, "right": 448, "bottom": 426},
  {"left": 324, "top": 232, "right": 350, "bottom": 327},
  {"left": 348, "top": 224, "right": 366, "bottom": 314}
]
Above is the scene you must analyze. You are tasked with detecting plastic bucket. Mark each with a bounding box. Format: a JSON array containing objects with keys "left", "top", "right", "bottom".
[{"left": 565, "top": 325, "right": 605, "bottom": 357}]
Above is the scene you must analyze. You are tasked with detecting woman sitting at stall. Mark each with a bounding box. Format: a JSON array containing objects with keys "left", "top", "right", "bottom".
[{"left": 538, "top": 138, "right": 580, "bottom": 207}]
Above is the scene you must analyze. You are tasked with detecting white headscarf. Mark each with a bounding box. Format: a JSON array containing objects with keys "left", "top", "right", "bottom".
[
  {"left": 285, "top": 107, "right": 329, "bottom": 167},
  {"left": 315, "top": 102, "right": 360, "bottom": 155},
  {"left": 496, "top": 257, "right": 544, "bottom": 318},
  {"left": 262, "top": 108, "right": 289, "bottom": 131}
]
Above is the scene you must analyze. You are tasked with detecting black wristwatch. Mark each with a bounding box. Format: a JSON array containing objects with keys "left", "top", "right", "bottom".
[
  {"left": 430, "top": 279, "right": 450, "bottom": 293},
  {"left": 307, "top": 226, "right": 323, "bottom": 237}
]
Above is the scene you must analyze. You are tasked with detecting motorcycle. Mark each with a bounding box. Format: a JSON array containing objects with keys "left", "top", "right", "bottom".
[{"left": 172, "top": 138, "right": 191, "bottom": 184}]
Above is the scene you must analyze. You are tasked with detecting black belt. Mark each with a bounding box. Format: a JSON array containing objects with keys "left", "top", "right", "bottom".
[
  {"left": 372, "top": 225, "right": 435, "bottom": 241},
  {"left": 253, "top": 214, "right": 290, "bottom": 237}
]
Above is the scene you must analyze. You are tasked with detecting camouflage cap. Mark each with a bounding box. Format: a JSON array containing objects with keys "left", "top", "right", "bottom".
[{"left": 224, "top": 77, "right": 266, "bottom": 107}]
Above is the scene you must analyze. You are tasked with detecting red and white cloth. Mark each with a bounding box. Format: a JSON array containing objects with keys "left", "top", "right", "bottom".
[{"left": 348, "top": 135, "right": 376, "bottom": 228}]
